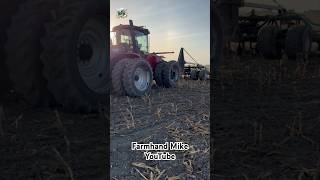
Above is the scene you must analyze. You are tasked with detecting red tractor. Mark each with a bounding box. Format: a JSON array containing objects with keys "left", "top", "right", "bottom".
[
  {"left": 110, "top": 20, "right": 184, "bottom": 97},
  {"left": 0, "top": 1, "right": 186, "bottom": 112}
]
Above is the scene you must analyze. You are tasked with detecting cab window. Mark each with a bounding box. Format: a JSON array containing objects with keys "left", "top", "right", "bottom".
[
  {"left": 115, "top": 29, "right": 133, "bottom": 48},
  {"left": 135, "top": 31, "right": 149, "bottom": 53}
]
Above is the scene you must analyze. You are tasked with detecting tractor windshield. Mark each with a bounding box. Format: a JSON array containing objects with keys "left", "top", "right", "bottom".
[{"left": 134, "top": 31, "right": 149, "bottom": 54}]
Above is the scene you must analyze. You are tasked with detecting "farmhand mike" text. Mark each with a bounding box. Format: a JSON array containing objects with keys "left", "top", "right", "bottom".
[{"left": 131, "top": 142, "right": 189, "bottom": 161}]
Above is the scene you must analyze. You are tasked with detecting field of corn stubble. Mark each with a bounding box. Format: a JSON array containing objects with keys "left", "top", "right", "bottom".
[
  {"left": 111, "top": 80, "right": 210, "bottom": 180},
  {"left": 0, "top": 93, "right": 108, "bottom": 179},
  {"left": 2, "top": 53, "right": 319, "bottom": 180},
  {"left": 0, "top": 79, "right": 210, "bottom": 180},
  {"left": 213, "top": 53, "right": 320, "bottom": 179}
]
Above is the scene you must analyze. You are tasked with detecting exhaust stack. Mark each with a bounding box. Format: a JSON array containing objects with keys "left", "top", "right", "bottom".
[{"left": 178, "top": 48, "right": 186, "bottom": 70}]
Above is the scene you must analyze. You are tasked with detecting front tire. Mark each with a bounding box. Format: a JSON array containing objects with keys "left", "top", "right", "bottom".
[{"left": 257, "top": 25, "right": 282, "bottom": 59}]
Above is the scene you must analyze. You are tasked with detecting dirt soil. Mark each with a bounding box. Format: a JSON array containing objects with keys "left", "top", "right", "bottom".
[
  {"left": 0, "top": 79, "right": 209, "bottom": 180},
  {"left": 0, "top": 94, "right": 108, "bottom": 180},
  {"left": 213, "top": 54, "right": 320, "bottom": 179},
  {"left": 110, "top": 80, "right": 210, "bottom": 180},
  {"left": 2, "top": 53, "right": 318, "bottom": 180}
]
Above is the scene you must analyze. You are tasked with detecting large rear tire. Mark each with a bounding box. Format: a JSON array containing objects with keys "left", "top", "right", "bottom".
[
  {"left": 5, "top": 0, "right": 57, "bottom": 106},
  {"left": 154, "top": 61, "right": 166, "bottom": 87},
  {"left": 162, "top": 61, "right": 180, "bottom": 88},
  {"left": 41, "top": 0, "right": 108, "bottom": 112},
  {"left": 257, "top": 25, "right": 282, "bottom": 59}
]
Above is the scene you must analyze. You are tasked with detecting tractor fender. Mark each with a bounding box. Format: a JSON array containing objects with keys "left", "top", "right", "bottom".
[
  {"left": 110, "top": 53, "right": 141, "bottom": 70},
  {"left": 146, "top": 54, "right": 162, "bottom": 71}
]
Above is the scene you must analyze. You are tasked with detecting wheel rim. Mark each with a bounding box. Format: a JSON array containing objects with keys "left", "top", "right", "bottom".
[
  {"left": 77, "top": 18, "right": 108, "bottom": 94},
  {"left": 134, "top": 67, "right": 151, "bottom": 92}
]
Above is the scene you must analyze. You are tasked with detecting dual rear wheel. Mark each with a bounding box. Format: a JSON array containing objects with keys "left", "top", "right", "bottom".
[
  {"left": 112, "top": 59, "right": 153, "bottom": 97},
  {"left": 155, "top": 61, "right": 180, "bottom": 88},
  {"left": 112, "top": 59, "right": 180, "bottom": 97}
]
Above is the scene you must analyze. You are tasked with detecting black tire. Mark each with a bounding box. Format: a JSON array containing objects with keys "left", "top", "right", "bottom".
[
  {"left": 199, "top": 69, "right": 209, "bottom": 81},
  {"left": 285, "top": 25, "right": 312, "bottom": 60},
  {"left": 162, "top": 61, "right": 180, "bottom": 88},
  {"left": 122, "top": 59, "right": 153, "bottom": 97},
  {"left": 190, "top": 69, "right": 199, "bottom": 80},
  {"left": 0, "top": 0, "right": 23, "bottom": 95},
  {"left": 154, "top": 61, "right": 166, "bottom": 87},
  {"left": 5, "top": 0, "right": 58, "bottom": 106},
  {"left": 257, "top": 25, "right": 282, "bottom": 59},
  {"left": 112, "top": 58, "right": 130, "bottom": 95},
  {"left": 211, "top": 5, "right": 223, "bottom": 72},
  {"left": 41, "top": 0, "right": 108, "bottom": 112}
]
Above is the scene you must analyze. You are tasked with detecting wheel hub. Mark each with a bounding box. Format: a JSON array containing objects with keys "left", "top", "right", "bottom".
[
  {"left": 76, "top": 18, "right": 108, "bottom": 94},
  {"left": 134, "top": 67, "right": 150, "bottom": 91},
  {"left": 78, "top": 41, "right": 93, "bottom": 63}
]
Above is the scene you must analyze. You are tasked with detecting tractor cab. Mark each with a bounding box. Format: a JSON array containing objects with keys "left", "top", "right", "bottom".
[{"left": 110, "top": 20, "right": 150, "bottom": 55}]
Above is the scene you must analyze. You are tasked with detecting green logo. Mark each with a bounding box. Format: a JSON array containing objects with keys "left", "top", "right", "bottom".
[{"left": 116, "top": 8, "right": 128, "bottom": 19}]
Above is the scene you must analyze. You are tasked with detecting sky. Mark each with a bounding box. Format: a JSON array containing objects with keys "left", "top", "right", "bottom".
[
  {"left": 110, "top": 0, "right": 210, "bottom": 65},
  {"left": 244, "top": 0, "right": 320, "bottom": 12},
  {"left": 241, "top": 0, "right": 320, "bottom": 15}
]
